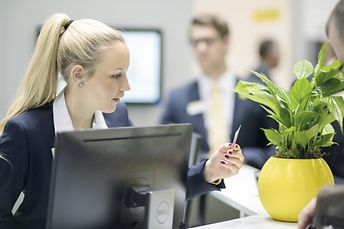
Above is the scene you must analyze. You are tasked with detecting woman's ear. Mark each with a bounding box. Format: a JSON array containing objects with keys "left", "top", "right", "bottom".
[{"left": 70, "top": 65, "right": 85, "bottom": 82}]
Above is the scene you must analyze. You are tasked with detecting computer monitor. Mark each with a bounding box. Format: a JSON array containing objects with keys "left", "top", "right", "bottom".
[
  {"left": 46, "top": 124, "right": 192, "bottom": 229},
  {"left": 120, "top": 28, "right": 162, "bottom": 104}
]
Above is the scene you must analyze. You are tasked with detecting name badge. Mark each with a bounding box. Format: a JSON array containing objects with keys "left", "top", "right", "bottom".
[{"left": 187, "top": 100, "right": 205, "bottom": 116}]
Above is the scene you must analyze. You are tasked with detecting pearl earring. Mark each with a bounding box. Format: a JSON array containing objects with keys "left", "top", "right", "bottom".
[{"left": 79, "top": 82, "right": 84, "bottom": 88}]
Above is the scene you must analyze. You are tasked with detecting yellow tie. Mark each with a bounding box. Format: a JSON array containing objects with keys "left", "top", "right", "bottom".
[{"left": 208, "top": 83, "right": 228, "bottom": 153}]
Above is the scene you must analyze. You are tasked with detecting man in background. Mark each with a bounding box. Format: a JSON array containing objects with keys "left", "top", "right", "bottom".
[
  {"left": 161, "top": 14, "right": 272, "bottom": 169},
  {"left": 248, "top": 39, "right": 280, "bottom": 81},
  {"left": 160, "top": 14, "right": 273, "bottom": 225}
]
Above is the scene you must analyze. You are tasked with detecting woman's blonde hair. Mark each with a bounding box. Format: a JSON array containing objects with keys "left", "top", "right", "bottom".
[{"left": 0, "top": 13, "right": 124, "bottom": 133}]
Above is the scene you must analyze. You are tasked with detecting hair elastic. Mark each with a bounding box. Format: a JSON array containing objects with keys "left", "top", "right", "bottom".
[{"left": 64, "top": 20, "right": 74, "bottom": 30}]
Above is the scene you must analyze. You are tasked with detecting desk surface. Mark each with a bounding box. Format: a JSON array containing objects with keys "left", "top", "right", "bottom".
[
  {"left": 191, "top": 215, "right": 297, "bottom": 229},
  {"left": 210, "top": 164, "right": 267, "bottom": 216}
]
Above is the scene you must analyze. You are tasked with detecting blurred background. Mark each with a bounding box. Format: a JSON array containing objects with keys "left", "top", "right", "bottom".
[
  {"left": 0, "top": 0, "right": 339, "bottom": 126},
  {"left": 0, "top": 0, "right": 340, "bottom": 225}
]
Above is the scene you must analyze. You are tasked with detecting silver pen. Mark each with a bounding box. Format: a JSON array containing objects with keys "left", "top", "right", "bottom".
[{"left": 232, "top": 125, "right": 241, "bottom": 145}]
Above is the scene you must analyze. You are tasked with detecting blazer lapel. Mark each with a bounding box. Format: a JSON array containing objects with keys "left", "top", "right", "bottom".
[{"left": 187, "top": 81, "right": 208, "bottom": 144}]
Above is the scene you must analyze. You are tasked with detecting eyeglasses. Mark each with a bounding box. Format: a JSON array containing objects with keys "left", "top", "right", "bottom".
[{"left": 190, "top": 37, "right": 221, "bottom": 48}]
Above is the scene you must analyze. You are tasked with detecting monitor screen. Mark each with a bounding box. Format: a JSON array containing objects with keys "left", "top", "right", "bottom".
[
  {"left": 121, "top": 29, "right": 162, "bottom": 104},
  {"left": 47, "top": 124, "right": 192, "bottom": 229}
]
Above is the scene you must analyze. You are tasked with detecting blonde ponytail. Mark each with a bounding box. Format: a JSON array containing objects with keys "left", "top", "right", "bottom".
[
  {"left": 0, "top": 13, "right": 124, "bottom": 134},
  {"left": 0, "top": 14, "right": 70, "bottom": 133}
]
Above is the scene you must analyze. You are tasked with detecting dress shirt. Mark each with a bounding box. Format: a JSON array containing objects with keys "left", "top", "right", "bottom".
[{"left": 197, "top": 71, "right": 236, "bottom": 139}]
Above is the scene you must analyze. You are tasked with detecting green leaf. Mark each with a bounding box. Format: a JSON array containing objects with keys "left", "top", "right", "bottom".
[
  {"left": 323, "top": 96, "right": 344, "bottom": 132},
  {"left": 323, "top": 123, "right": 335, "bottom": 135},
  {"left": 318, "top": 112, "right": 335, "bottom": 129},
  {"left": 294, "top": 124, "right": 319, "bottom": 149},
  {"left": 305, "top": 124, "right": 320, "bottom": 141},
  {"left": 289, "top": 78, "right": 311, "bottom": 109},
  {"left": 293, "top": 60, "right": 314, "bottom": 79},
  {"left": 314, "top": 41, "right": 329, "bottom": 81},
  {"left": 315, "top": 69, "right": 341, "bottom": 86},
  {"left": 315, "top": 133, "right": 335, "bottom": 147},
  {"left": 279, "top": 107, "right": 292, "bottom": 127},
  {"left": 262, "top": 128, "right": 280, "bottom": 146},
  {"left": 251, "top": 71, "right": 290, "bottom": 104},
  {"left": 233, "top": 81, "right": 279, "bottom": 114},
  {"left": 294, "top": 131, "right": 308, "bottom": 148},
  {"left": 264, "top": 106, "right": 291, "bottom": 128},
  {"left": 321, "top": 59, "right": 342, "bottom": 72},
  {"left": 318, "top": 78, "right": 344, "bottom": 96},
  {"left": 294, "top": 111, "right": 318, "bottom": 130}
]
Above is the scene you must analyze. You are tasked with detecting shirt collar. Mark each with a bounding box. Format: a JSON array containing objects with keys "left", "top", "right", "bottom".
[
  {"left": 53, "top": 91, "right": 108, "bottom": 134},
  {"left": 198, "top": 70, "right": 236, "bottom": 94}
]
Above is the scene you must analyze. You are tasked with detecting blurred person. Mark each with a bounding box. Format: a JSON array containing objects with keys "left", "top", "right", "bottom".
[
  {"left": 160, "top": 13, "right": 272, "bottom": 225},
  {"left": 248, "top": 39, "right": 280, "bottom": 81},
  {"left": 161, "top": 14, "right": 272, "bottom": 169},
  {"left": 298, "top": 1, "right": 344, "bottom": 228}
]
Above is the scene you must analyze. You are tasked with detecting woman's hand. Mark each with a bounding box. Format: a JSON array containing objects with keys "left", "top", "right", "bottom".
[{"left": 204, "top": 143, "right": 244, "bottom": 184}]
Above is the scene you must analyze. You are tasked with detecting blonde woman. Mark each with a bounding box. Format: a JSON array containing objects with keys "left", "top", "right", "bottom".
[{"left": 0, "top": 14, "right": 244, "bottom": 229}]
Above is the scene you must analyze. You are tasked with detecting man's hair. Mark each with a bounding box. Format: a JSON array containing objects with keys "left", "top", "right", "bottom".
[
  {"left": 259, "top": 40, "right": 275, "bottom": 59},
  {"left": 191, "top": 14, "right": 230, "bottom": 38},
  {"left": 327, "top": 0, "right": 344, "bottom": 44}
]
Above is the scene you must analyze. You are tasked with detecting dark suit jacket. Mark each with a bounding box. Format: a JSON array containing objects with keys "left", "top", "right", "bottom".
[
  {"left": 323, "top": 122, "right": 344, "bottom": 180},
  {"left": 0, "top": 102, "right": 219, "bottom": 229},
  {"left": 160, "top": 79, "right": 274, "bottom": 168}
]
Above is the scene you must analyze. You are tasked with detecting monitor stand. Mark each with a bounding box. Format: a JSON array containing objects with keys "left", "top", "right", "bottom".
[{"left": 125, "top": 186, "right": 175, "bottom": 229}]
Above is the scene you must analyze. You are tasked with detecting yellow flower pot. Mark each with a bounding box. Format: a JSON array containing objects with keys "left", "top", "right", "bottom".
[{"left": 258, "top": 157, "right": 334, "bottom": 222}]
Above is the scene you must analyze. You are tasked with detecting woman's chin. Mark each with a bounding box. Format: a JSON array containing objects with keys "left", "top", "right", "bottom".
[{"left": 102, "top": 104, "right": 117, "bottom": 114}]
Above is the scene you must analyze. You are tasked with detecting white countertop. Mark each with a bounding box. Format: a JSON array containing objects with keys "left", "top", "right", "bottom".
[
  {"left": 210, "top": 164, "right": 267, "bottom": 216},
  {"left": 191, "top": 215, "right": 297, "bottom": 229}
]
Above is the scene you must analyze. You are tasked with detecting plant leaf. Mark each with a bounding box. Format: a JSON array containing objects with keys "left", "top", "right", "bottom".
[
  {"left": 321, "top": 59, "right": 342, "bottom": 73},
  {"left": 293, "top": 60, "right": 314, "bottom": 79},
  {"left": 305, "top": 124, "right": 320, "bottom": 141},
  {"left": 289, "top": 78, "right": 311, "bottom": 110},
  {"left": 262, "top": 128, "right": 280, "bottom": 146},
  {"left": 233, "top": 81, "right": 279, "bottom": 114},
  {"left": 294, "top": 131, "right": 308, "bottom": 148},
  {"left": 251, "top": 71, "right": 290, "bottom": 105},
  {"left": 318, "top": 78, "right": 344, "bottom": 96},
  {"left": 315, "top": 124, "right": 336, "bottom": 147},
  {"left": 314, "top": 41, "right": 328, "bottom": 82},
  {"left": 294, "top": 111, "right": 318, "bottom": 131},
  {"left": 316, "top": 134, "right": 335, "bottom": 147},
  {"left": 322, "top": 96, "right": 344, "bottom": 132}
]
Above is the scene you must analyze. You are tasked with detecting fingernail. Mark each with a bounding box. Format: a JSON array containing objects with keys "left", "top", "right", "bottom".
[
  {"left": 234, "top": 144, "right": 239, "bottom": 150},
  {"left": 224, "top": 155, "right": 229, "bottom": 159},
  {"left": 220, "top": 160, "right": 226, "bottom": 165},
  {"left": 227, "top": 150, "right": 232, "bottom": 154}
]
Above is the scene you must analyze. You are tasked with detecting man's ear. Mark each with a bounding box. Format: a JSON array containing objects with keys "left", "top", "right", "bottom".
[{"left": 70, "top": 65, "right": 85, "bottom": 82}]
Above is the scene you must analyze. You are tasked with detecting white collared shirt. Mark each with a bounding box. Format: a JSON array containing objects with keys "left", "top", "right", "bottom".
[
  {"left": 197, "top": 71, "right": 236, "bottom": 138},
  {"left": 53, "top": 91, "right": 108, "bottom": 134}
]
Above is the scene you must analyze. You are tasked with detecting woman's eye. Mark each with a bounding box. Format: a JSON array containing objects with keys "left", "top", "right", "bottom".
[{"left": 111, "top": 73, "right": 121, "bottom": 79}]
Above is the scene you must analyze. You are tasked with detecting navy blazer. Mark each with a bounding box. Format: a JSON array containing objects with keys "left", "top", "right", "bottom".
[
  {"left": 160, "top": 79, "right": 274, "bottom": 168},
  {"left": 0, "top": 102, "right": 219, "bottom": 229}
]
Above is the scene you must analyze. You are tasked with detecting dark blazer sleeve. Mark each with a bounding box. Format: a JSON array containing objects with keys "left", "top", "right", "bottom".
[
  {"left": 0, "top": 120, "right": 29, "bottom": 229},
  {"left": 186, "top": 161, "right": 225, "bottom": 199},
  {"left": 160, "top": 91, "right": 177, "bottom": 124}
]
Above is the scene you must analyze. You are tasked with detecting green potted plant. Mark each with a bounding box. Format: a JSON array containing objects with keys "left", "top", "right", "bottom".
[{"left": 233, "top": 42, "right": 344, "bottom": 222}]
